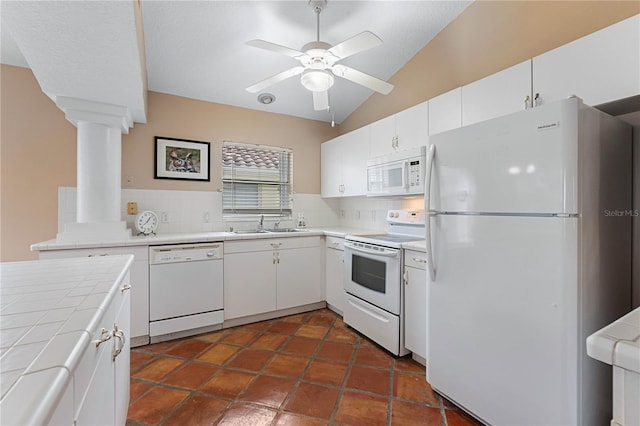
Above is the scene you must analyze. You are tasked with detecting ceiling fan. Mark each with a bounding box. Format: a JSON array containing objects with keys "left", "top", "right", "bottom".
[{"left": 245, "top": 0, "right": 394, "bottom": 112}]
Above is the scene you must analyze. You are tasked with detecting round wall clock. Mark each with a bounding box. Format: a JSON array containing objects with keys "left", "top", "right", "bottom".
[{"left": 135, "top": 210, "right": 158, "bottom": 235}]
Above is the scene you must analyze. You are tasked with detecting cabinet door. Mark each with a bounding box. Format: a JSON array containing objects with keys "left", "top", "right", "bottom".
[
  {"left": 341, "top": 126, "right": 369, "bottom": 196},
  {"left": 325, "top": 246, "right": 345, "bottom": 314},
  {"left": 114, "top": 289, "right": 131, "bottom": 426},
  {"left": 428, "top": 87, "right": 462, "bottom": 136},
  {"left": 395, "top": 102, "right": 428, "bottom": 151},
  {"left": 533, "top": 15, "right": 640, "bottom": 107},
  {"left": 321, "top": 136, "right": 345, "bottom": 198},
  {"left": 404, "top": 265, "right": 427, "bottom": 360},
  {"left": 369, "top": 114, "right": 395, "bottom": 158},
  {"left": 224, "top": 251, "right": 277, "bottom": 319},
  {"left": 462, "top": 60, "right": 532, "bottom": 126},
  {"left": 277, "top": 246, "right": 323, "bottom": 310},
  {"left": 74, "top": 335, "right": 115, "bottom": 426}
]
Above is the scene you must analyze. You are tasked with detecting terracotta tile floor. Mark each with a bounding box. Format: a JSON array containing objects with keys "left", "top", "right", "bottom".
[{"left": 128, "top": 309, "right": 482, "bottom": 426}]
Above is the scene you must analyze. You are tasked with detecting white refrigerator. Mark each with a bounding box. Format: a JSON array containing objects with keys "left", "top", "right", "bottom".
[{"left": 424, "top": 97, "right": 632, "bottom": 426}]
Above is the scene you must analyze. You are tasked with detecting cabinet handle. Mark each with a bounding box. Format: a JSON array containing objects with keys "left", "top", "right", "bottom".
[
  {"left": 121, "top": 283, "right": 132, "bottom": 293},
  {"left": 412, "top": 257, "right": 427, "bottom": 263},
  {"left": 95, "top": 328, "right": 112, "bottom": 347},
  {"left": 524, "top": 95, "right": 532, "bottom": 110},
  {"left": 112, "top": 324, "right": 125, "bottom": 361},
  {"left": 87, "top": 253, "right": 108, "bottom": 257},
  {"left": 270, "top": 242, "right": 281, "bottom": 248},
  {"left": 403, "top": 268, "right": 408, "bottom": 285},
  {"left": 534, "top": 92, "right": 542, "bottom": 107},
  {"left": 273, "top": 252, "right": 276, "bottom": 264}
]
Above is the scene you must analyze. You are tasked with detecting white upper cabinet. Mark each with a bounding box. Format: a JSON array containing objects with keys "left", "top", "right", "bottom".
[
  {"left": 428, "top": 87, "right": 462, "bottom": 136},
  {"left": 369, "top": 102, "right": 428, "bottom": 157},
  {"left": 533, "top": 14, "right": 640, "bottom": 107},
  {"left": 461, "top": 60, "right": 532, "bottom": 127},
  {"left": 321, "top": 125, "right": 369, "bottom": 197}
]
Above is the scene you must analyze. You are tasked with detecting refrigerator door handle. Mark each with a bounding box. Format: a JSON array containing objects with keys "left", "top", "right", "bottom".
[{"left": 425, "top": 144, "right": 436, "bottom": 282}]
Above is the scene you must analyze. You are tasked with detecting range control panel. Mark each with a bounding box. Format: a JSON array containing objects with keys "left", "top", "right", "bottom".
[{"left": 387, "top": 209, "right": 425, "bottom": 225}]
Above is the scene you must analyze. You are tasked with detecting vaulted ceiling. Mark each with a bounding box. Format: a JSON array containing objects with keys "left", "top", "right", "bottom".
[{"left": 1, "top": 1, "right": 471, "bottom": 125}]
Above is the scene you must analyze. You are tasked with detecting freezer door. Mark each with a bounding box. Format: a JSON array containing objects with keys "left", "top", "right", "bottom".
[
  {"left": 428, "top": 215, "right": 579, "bottom": 425},
  {"left": 430, "top": 97, "right": 580, "bottom": 214}
]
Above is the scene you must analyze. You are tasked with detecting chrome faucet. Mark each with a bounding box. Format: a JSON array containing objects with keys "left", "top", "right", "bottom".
[
  {"left": 258, "top": 215, "right": 264, "bottom": 230},
  {"left": 274, "top": 221, "right": 280, "bottom": 230}
]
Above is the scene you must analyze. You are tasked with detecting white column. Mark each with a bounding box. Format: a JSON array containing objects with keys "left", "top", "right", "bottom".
[
  {"left": 55, "top": 97, "right": 133, "bottom": 242},
  {"left": 77, "top": 122, "right": 122, "bottom": 223}
]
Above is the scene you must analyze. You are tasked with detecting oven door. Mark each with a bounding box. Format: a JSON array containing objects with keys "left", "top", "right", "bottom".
[{"left": 343, "top": 240, "right": 401, "bottom": 315}]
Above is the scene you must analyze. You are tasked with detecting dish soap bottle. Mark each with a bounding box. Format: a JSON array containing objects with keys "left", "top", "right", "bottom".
[{"left": 297, "top": 212, "right": 306, "bottom": 228}]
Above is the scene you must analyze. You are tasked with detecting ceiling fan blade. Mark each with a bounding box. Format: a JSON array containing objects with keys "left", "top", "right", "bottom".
[
  {"left": 331, "top": 64, "right": 394, "bottom": 95},
  {"left": 327, "top": 31, "right": 382, "bottom": 60},
  {"left": 313, "top": 90, "right": 329, "bottom": 111},
  {"left": 246, "top": 39, "right": 306, "bottom": 59},
  {"left": 246, "top": 66, "right": 305, "bottom": 93}
]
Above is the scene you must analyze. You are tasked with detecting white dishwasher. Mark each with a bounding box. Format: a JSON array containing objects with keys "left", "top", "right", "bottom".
[{"left": 149, "top": 242, "right": 224, "bottom": 341}]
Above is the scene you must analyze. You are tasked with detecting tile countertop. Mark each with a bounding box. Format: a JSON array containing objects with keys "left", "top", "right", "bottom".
[
  {"left": 587, "top": 307, "right": 640, "bottom": 373},
  {"left": 30, "top": 227, "right": 382, "bottom": 251},
  {"left": 0, "top": 255, "right": 134, "bottom": 425}
]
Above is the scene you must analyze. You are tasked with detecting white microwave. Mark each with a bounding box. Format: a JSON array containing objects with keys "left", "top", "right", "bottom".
[{"left": 366, "top": 146, "right": 426, "bottom": 197}]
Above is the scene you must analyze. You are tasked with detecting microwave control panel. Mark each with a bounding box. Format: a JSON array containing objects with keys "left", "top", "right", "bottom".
[{"left": 408, "top": 160, "right": 421, "bottom": 188}]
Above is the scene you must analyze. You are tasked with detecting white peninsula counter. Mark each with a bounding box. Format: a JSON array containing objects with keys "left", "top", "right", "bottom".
[{"left": 0, "top": 255, "right": 133, "bottom": 425}]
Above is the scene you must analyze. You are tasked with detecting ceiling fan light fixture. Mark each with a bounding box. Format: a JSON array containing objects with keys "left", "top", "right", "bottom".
[{"left": 301, "top": 69, "right": 334, "bottom": 92}]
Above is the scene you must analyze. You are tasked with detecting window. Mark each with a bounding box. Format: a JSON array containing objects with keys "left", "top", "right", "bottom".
[{"left": 222, "top": 141, "right": 293, "bottom": 218}]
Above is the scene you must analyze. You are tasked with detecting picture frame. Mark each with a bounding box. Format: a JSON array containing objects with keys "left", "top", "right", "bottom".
[{"left": 154, "top": 136, "right": 210, "bottom": 181}]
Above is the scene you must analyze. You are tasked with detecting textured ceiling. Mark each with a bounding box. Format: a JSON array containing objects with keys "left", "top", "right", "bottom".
[{"left": 1, "top": 1, "right": 472, "bottom": 125}]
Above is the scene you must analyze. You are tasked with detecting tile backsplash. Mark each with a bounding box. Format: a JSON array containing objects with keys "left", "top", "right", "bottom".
[{"left": 58, "top": 187, "right": 424, "bottom": 235}]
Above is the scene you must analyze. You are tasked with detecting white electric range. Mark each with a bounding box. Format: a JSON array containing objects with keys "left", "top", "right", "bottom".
[{"left": 343, "top": 209, "right": 425, "bottom": 355}]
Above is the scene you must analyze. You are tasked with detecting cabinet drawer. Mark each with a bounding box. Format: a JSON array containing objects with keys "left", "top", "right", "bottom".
[
  {"left": 405, "top": 250, "right": 427, "bottom": 270},
  {"left": 225, "top": 236, "right": 320, "bottom": 254},
  {"left": 325, "top": 236, "right": 344, "bottom": 251}
]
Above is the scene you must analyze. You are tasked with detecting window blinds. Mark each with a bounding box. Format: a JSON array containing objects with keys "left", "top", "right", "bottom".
[{"left": 222, "top": 142, "right": 293, "bottom": 217}]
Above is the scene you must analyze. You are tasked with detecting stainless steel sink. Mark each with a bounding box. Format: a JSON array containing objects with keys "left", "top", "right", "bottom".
[{"left": 231, "top": 229, "right": 270, "bottom": 234}]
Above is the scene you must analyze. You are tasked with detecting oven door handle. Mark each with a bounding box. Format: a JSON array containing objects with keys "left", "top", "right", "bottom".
[{"left": 344, "top": 242, "right": 398, "bottom": 257}]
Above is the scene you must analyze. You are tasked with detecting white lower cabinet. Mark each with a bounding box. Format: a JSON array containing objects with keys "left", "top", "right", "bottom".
[
  {"left": 75, "top": 273, "right": 131, "bottom": 425},
  {"left": 404, "top": 250, "right": 428, "bottom": 361},
  {"left": 224, "top": 250, "right": 277, "bottom": 319},
  {"left": 39, "top": 246, "right": 149, "bottom": 346},
  {"left": 325, "top": 236, "right": 346, "bottom": 314},
  {"left": 224, "top": 237, "right": 322, "bottom": 320}
]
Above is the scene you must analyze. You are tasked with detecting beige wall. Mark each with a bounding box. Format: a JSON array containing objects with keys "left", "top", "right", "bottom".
[
  {"left": 340, "top": 1, "right": 640, "bottom": 133},
  {"left": 2, "top": 1, "right": 639, "bottom": 262},
  {"left": 122, "top": 92, "right": 337, "bottom": 194},
  {"left": 0, "top": 66, "right": 337, "bottom": 262},
  {"left": 0, "top": 65, "right": 77, "bottom": 261}
]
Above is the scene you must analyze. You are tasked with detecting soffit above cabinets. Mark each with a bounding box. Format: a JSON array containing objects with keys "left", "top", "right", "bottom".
[{"left": 1, "top": 1, "right": 472, "bottom": 125}]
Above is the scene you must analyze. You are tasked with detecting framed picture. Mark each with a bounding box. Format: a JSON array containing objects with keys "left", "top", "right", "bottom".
[{"left": 154, "top": 136, "right": 210, "bottom": 181}]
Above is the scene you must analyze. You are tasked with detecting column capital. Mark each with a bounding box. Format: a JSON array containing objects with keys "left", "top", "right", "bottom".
[{"left": 56, "top": 96, "right": 133, "bottom": 134}]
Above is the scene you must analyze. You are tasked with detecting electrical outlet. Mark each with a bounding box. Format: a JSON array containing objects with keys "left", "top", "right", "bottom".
[
  {"left": 203, "top": 211, "right": 210, "bottom": 223},
  {"left": 355, "top": 210, "right": 361, "bottom": 220},
  {"left": 127, "top": 202, "right": 138, "bottom": 215},
  {"left": 340, "top": 210, "right": 345, "bottom": 218},
  {"left": 371, "top": 210, "right": 376, "bottom": 221},
  {"left": 160, "top": 211, "right": 169, "bottom": 223}
]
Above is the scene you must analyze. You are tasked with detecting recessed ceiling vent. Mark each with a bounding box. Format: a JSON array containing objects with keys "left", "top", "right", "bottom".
[{"left": 257, "top": 93, "right": 276, "bottom": 105}]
